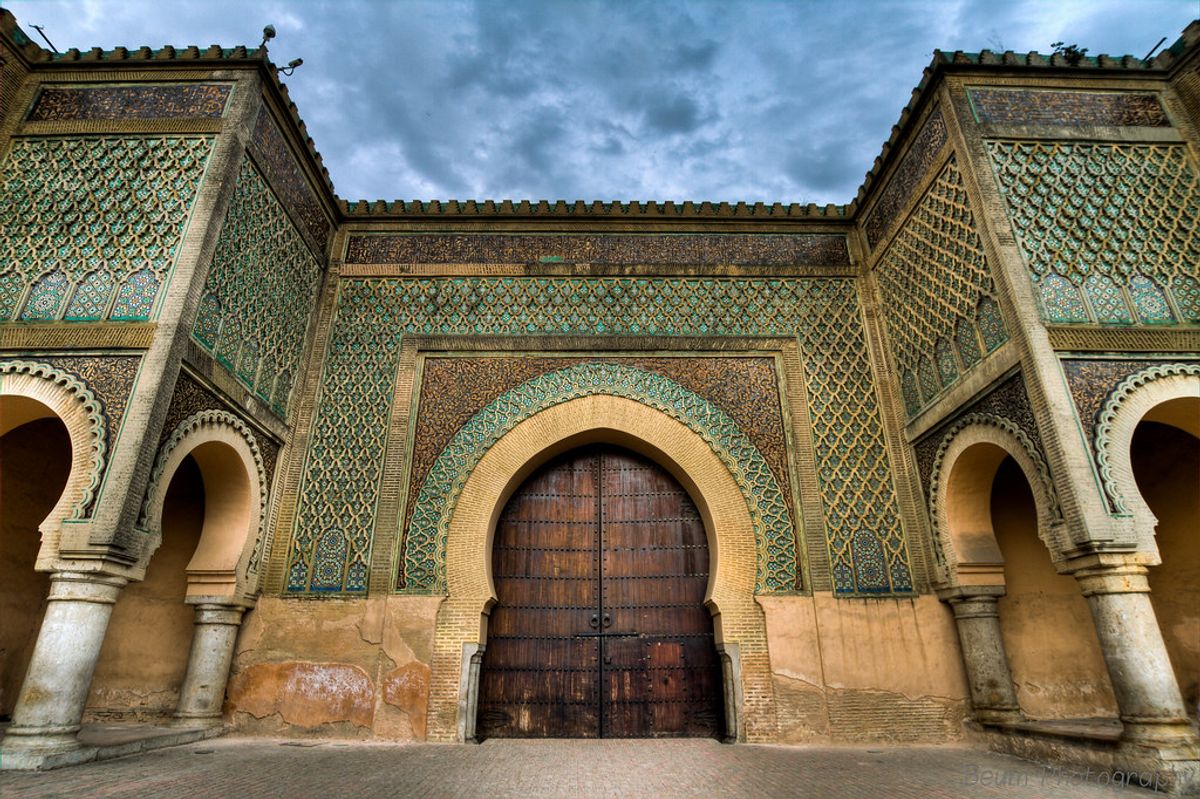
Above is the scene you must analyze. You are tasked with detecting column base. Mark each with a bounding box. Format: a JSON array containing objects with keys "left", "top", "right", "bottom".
[
  {"left": 982, "top": 719, "right": 1200, "bottom": 795},
  {"left": 974, "top": 707, "right": 1022, "bottom": 725},
  {"left": 1120, "top": 717, "right": 1200, "bottom": 747},
  {"left": 170, "top": 713, "right": 224, "bottom": 729},
  {"left": 0, "top": 730, "right": 95, "bottom": 771}
]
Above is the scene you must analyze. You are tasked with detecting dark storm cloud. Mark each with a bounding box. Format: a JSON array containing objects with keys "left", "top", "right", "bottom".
[{"left": 6, "top": 0, "right": 1194, "bottom": 203}]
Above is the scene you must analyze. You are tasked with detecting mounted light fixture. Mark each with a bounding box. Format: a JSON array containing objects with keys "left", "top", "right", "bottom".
[{"left": 277, "top": 58, "right": 303, "bottom": 76}]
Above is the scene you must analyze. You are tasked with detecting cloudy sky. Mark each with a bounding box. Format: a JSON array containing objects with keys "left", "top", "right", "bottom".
[{"left": 3, "top": 1, "right": 1195, "bottom": 203}]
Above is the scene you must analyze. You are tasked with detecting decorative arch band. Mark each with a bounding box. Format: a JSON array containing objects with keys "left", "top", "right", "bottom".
[
  {"left": 926, "top": 411, "right": 1063, "bottom": 574},
  {"left": 1094, "top": 362, "right": 1200, "bottom": 514},
  {"left": 401, "top": 362, "right": 798, "bottom": 594},
  {"left": 138, "top": 409, "right": 271, "bottom": 574},
  {"left": 0, "top": 359, "right": 108, "bottom": 518}
]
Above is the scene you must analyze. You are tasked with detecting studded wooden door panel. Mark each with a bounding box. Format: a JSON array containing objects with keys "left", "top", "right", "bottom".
[{"left": 477, "top": 445, "right": 725, "bottom": 739}]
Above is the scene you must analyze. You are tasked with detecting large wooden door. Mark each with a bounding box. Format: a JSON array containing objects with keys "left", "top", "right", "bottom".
[{"left": 477, "top": 445, "right": 725, "bottom": 739}]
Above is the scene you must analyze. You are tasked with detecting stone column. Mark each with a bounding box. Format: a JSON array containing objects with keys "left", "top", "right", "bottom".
[
  {"left": 2, "top": 571, "right": 127, "bottom": 752},
  {"left": 174, "top": 602, "right": 246, "bottom": 725},
  {"left": 1073, "top": 557, "right": 1198, "bottom": 747},
  {"left": 940, "top": 585, "right": 1022, "bottom": 724}
]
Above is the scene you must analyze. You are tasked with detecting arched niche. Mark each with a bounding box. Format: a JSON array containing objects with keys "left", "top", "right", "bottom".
[
  {"left": 137, "top": 410, "right": 267, "bottom": 599},
  {"left": 930, "top": 415, "right": 1064, "bottom": 585},
  {"left": 1103, "top": 372, "right": 1200, "bottom": 721},
  {"left": 0, "top": 398, "right": 72, "bottom": 719},
  {"left": 0, "top": 361, "right": 108, "bottom": 570}
]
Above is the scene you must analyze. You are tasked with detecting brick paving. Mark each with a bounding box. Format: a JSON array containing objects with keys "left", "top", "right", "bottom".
[{"left": 0, "top": 738, "right": 1161, "bottom": 798}]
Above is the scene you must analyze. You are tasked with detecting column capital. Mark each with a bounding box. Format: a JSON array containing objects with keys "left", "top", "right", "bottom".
[
  {"left": 1069, "top": 558, "right": 1151, "bottom": 597},
  {"left": 191, "top": 603, "right": 247, "bottom": 626},
  {"left": 46, "top": 570, "right": 128, "bottom": 604},
  {"left": 937, "top": 584, "right": 1006, "bottom": 603}
]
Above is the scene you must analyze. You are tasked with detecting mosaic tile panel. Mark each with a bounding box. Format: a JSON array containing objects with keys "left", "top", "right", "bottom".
[
  {"left": 286, "top": 276, "right": 911, "bottom": 595},
  {"left": 0, "top": 136, "right": 212, "bottom": 322},
  {"left": 285, "top": 283, "right": 405, "bottom": 594},
  {"left": 193, "top": 158, "right": 322, "bottom": 414},
  {"left": 1059, "top": 358, "right": 1160, "bottom": 467},
  {"left": 913, "top": 372, "right": 1042, "bottom": 497},
  {"left": 250, "top": 105, "right": 331, "bottom": 258},
  {"left": 64, "top": 270, "right": 117, "bottom": 320},
  {"left": 864, "top": 106, "right": 949, "bottom": 249},
  {"left": 345, "top": 232, "right": 850, "bottom": 267},
  {"left": 27, "top": 84, "right": 230, "bottom": 121},
  {"left": 39, "top": 354, "right": 142, "bottom": 515},
  {"left": 158, "top": 371, "right": 281, "bottom": 490},
  {"left": 987, "top": 142, "right": 1200, "bottom": 326},
  {"left": 875, "top": 159, "right": 1007, "bottom": 417},
  {"left": 402, "top": 356, "right": 797, "bottom": 587},
  {"left": 306, "top": 276, "right": 819, "bottom": 339},
  {"left": 1059, "top": 358, "right": 1200, "bottom": 512},
  {"left": 402, "top": 363, "right": 796, "bottom": 594},
  {"left": 794, "top": 280, "right": 913, "bottom": 594},
  {"left": 969, "top": 89, "right": 1168, "bottom": 127}
]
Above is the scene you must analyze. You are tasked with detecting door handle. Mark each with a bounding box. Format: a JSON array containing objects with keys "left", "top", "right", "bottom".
[
  {"left": 603, "top": 613, "right": 612, "bottom": 628},
  {"left": 590, "top": 614, "right": 599, "bottom": 629}
]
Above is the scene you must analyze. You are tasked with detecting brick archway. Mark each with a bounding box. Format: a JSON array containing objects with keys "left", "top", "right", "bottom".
[{"left": 425, "top": 394, "right": 778, "bottom": 744}]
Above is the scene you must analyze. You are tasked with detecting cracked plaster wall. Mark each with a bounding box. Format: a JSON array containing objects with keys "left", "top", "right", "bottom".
[{"left": 226, "top": 596, "right": 441, "bottom": 740}]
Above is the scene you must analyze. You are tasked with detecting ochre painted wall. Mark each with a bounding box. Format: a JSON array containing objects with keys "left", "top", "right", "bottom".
[
  {"left": 85, "top": 456, "right": 204, "bottom": 721},
  {"left": 226, "top": 592, "right": 969, "bottom": 743},
  {"left": 761, "top": 594, "right": 969, "bottom": 743},
  {"left": 0, "top": 418, "right": 69, "bottom": 718},
  {"left": 992, "top": 458, "right": 1118, "bottom": 719}
]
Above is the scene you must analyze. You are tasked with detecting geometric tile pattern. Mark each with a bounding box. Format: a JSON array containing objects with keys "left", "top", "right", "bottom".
[
  {"left": 302, "top": 276, "right": 818, "bottom": 338},
  {"left": 401, "top": 362, "right": 797, "bottom": 594},
  {"left": 402, "top": 356, "right": 796, "bottom": 578},
  {"left": 285, "top": 276, "right": 910, "bottom": 595},
  {"left": 250, "top": 106, "right": 331, "bottom": 258},
  {"left": 913, "top": 372, "right": 1044, "bottom": 500},
  {"left": 0, "top": 136, "right": 212, "bottom": 321},
  {"left": 345, "top": 232, "right": 850, "bottom": 266},
  {"left": 794, "top": 280, "right": 913, "bottom": 594},
  {"left": 864, "top": 106, "right": 949, "bottom": 250},
  {"left": 23, "top": 354, "right": 142, "bottom": 516},
  {"left": 987, "top": 142, "right": 1200, "bottom": 325},
  {"left": 285, "top": 282, "right": 405, "bottom": 593},
  {"left": 1059, "top": 356, "right": 1164, "bottom": 512},
  {"left": 27, "top": 84, "right": 230, "bottom": 121},
  {"left": 876, "top": 158, "right": 1007, "bottom": 417},
  {"left": 968, "top": 89, "right": 1168, "bottom": 127},
  {"left": 193, "top": 158, "right": 322, "bottom": 414}
]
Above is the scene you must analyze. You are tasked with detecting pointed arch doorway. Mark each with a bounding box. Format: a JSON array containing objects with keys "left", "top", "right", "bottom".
[{"left": 477, "top": 443, "right": 725, "bottom": 739}]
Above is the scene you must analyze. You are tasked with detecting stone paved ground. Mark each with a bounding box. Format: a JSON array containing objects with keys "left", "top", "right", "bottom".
[{"left": 0, "top": 738, "right": 1163, "bottom": 798}]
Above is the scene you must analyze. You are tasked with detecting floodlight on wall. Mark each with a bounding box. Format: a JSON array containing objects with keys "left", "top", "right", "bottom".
[{"left": 277, "top": 58, "right": 303, "bottom": 76}]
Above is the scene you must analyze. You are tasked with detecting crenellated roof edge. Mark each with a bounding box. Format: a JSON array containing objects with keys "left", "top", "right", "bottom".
[
  {"left": 339, "top": 199, "right": 847, "bottom": 219},
  {"left": 845, "top": 20, "right": 1200, "bottom": 216}
]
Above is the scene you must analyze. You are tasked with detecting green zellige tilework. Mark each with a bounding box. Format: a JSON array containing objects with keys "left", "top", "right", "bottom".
[
  {"left": 402, "top": 362, "right": 796, "bottom": 594},
  {"left": 0, "top": 136, "right": 212, "bottom": 322},
  {"left": 193, "top": 158, "right": 322, "bottom": 414},
  {"left": 284, "top": 276, "right": 912, "bottom": 596},
  {"left": 875, "top": 158, "right": 1007, "bottom": 418},
  {"left": 794, "top": 280, "right": 913, "bottom": 595},
  {"left": 987, "top": 142, "right": 1200, "bottom": 326}
]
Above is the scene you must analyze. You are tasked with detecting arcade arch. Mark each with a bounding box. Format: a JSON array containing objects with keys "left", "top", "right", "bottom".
[{"left": 933, "top": 419, "right": 1117, "bottom": 721}]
